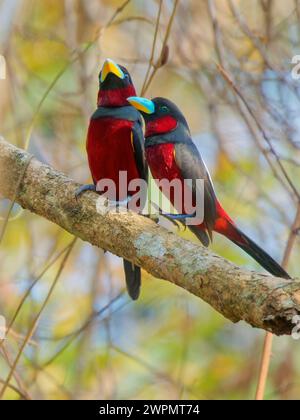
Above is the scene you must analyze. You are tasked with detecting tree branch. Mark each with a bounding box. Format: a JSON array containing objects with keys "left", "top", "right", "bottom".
[{"left": 0, "top": 137, "right": 299, "bottom": 335}]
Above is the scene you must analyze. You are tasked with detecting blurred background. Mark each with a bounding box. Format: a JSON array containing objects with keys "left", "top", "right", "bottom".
[{"left": 0, "top": 0, "right": 300, "bottom": 400}]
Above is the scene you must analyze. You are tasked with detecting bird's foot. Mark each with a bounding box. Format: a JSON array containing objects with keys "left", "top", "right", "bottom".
[
  {"left": 161, "top": 212, "right": 195, "bottom": 220},
  {"left": 160, "top": 213, "right": 194, "bottom": 229},
  {"left": 142, "top": 209, "right": 181, "bottom": 228},
  {"left": 75, "top": 184, "right": 96, "bottom": 199},
  {"left": 159, "top": 213, "right": 184, "bottom": 229},
  {"left": 143, "top": 202, "right": 183, "bottom": 228}
]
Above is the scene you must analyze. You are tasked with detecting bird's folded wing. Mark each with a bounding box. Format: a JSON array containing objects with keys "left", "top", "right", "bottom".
[{"left": 174, "top": 141, "right": 217, "bottom": 240}]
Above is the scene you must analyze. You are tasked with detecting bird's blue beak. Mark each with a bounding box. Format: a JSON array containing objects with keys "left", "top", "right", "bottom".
[
  {"left": 100, "top": 58, "right": 125, "bottom": 82},
  {"left": 127, "top": 96, "right": 155, "bottom": 114}
]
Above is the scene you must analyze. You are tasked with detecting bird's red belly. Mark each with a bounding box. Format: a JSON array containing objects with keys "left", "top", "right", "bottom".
[
  {"left": 146, "top": 143, "right": 187, "bottom": 211},
  {"left": 87, "top": 117, "right": 140, "bottom": 200},
  {"left": 146, "top": 143, "right": 181, "bottom": 182}
]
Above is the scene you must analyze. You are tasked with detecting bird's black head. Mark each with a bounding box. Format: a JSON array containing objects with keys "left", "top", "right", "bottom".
[
  {"left": 127, "top": 96, "right": 189, "bottom": 137},
  {"left": 98, "top": 59, "right": 136, "bottom": 107}
]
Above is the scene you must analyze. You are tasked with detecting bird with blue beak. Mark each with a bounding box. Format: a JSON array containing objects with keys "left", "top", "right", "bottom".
[{"left": 127, "top": 95, "right": 290, "bottom": 280}]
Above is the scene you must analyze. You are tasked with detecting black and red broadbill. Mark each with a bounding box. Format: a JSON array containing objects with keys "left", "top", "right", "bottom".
[
  {"left": 127, "top": 96, "right": 290, "bottom": 280},
  {"left": 76, "top": 59, "right": 148, "bottom": 300}
]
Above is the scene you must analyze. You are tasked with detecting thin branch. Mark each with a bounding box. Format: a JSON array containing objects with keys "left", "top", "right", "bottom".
[
  {"left": 216, "top": 63, "right": 300, "bottom": 200},
  {"left": 0, "top": 377, "right": 28, "bottom": 400},
  {"left": 142, "top": 0, "right": 179, "bottom": 95},
  {"left": 0, "top": 236, "right": 77, "bottom": 399},
  {"left": 140, "top": 0, "right": 163, "bottom": 95},
  {"left": 255, "top": 203, "right": 300, "bottom": 400},
  {"left": 0, "top": 240, "right": 75, "bottom": 352}
]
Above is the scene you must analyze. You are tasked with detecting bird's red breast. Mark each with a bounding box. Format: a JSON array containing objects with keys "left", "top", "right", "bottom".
[
  {"left": 145, "top": 115, "right": 177, "bottom": 137},
  {"left": 87, "top": 117, "right": 140, "bottom": 201},
  {"left": 146, "top": 142, "right": 187, "bottom": 212},
  {"left": 146, "top": 143, "right": 181, "bottom": 183}
]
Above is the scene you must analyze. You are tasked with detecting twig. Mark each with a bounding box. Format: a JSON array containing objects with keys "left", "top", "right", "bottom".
[
  {"left": 0, "top": 240, "right": 75, "bottom": 351},
  {"left": 0, "top": 237, "right": 77, "bottom": 399},
  {"left": 255, "top": 203, "right": 300, "bottom": 400},
  {"left": 142, "top": 0, "right": 179, "bottom": 95},
  {"left": 140, "top": 0, "right": 163, "bottom": 95},
  {"left": 216, "top": 63, "right": 300, "bottom": 200}
]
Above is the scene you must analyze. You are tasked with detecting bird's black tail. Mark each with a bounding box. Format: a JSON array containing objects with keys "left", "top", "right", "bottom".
[
  {"left": 123, "top": 259, "right": 141, "bottom": 300},
  {"left": 227, "top": 223, "right": 290, "bottom": 279}
]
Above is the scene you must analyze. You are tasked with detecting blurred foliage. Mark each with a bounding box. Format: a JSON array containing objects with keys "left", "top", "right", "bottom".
[{"left": 0, "top": 0, "right": 300, "bottom": 400}]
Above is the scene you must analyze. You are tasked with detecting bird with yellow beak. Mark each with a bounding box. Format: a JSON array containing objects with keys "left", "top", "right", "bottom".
[{"left": 76, "top": 59, "right": 148, "bottom": 300}]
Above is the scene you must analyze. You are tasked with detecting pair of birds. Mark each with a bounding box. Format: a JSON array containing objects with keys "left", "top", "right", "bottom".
[{"left": 77, "top": 58, "right": 290, "bottom": 300}]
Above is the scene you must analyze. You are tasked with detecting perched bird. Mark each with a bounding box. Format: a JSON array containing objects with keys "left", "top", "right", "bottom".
[
  {"left": 127, "top": 96, "right": 290, "bottom": 279},
  {"left": 76, "top": 59, "right": 148, "bottom": 300}
]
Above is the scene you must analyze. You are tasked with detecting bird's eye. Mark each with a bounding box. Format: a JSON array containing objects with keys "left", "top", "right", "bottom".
[
  {"left": 161, "top": 106, "right": 169, "bottom": 113},
  {"left": 124, "top": 73, "right": 129, "bottom": 79}
]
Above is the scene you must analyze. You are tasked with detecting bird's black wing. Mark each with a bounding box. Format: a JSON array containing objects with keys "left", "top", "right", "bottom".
[
  {"left": 131, "top": 120, "right": 148, "bottom": 214},
  {"left": 174, "top": 141, "right": 217, "bottom": 245},
  {"left": 131, "top": 120, "right": 148, "bottom": 183},
  {"left": 123, "top": 120, "right": 147, "bottom": 301}
]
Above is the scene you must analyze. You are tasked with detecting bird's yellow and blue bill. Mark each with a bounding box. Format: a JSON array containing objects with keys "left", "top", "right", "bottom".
[
  {"left": 127, "top": 96, "right": 155, "bottom": 114},
  {"left": 100, "top": 58, "right": 125, "bottom": 82}
]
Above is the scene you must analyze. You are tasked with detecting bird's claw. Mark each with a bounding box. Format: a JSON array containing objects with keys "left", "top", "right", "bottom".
[
  {"left": 161, "top": 213, "right": 195, "bottom": 220},
  {"left": 144, "top": 212, "right": 182, "bottom": 229},
  {"left": 143, "top": 213, "right": 160, "bottom": 224},
  {"left": 160, "top": 214, "right": 182, "bottom": 230},
  {"left": 160, "top": 213, "right": 195, "bottom": 230},
  {"left": 145, "top": 201, "right": 185, "bottom": 228}
]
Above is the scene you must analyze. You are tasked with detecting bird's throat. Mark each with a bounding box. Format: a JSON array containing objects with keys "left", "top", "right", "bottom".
[
  {"left": 145, "top": 116, "right": 177, "bottom": 137},
  {"left": 97, "top": 85, "right": 136, "bottom": 107}
]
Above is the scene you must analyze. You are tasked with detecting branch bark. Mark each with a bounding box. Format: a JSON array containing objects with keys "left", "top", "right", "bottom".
[{"left": 0, "top": 137, "right": 299, "bottom": 335}]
